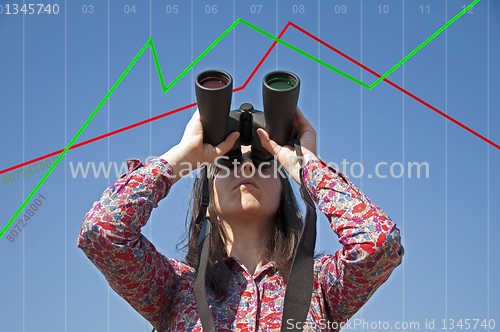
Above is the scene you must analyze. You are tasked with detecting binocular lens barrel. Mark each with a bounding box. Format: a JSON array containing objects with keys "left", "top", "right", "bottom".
[
  {"left": 195, "top": 70, "right": 233, "bottom": 146},
  {"left": 262, "top": 71, "right": 300, "bottom": 146}
]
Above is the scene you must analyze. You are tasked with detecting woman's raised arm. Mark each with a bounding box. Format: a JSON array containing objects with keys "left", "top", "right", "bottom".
[
  {"left": 77, "top": 109, "right": 239, "bottom": 329},
  {"left": 303, "top": 159, "right": 404, "bottom": 326},
  {"left": 258, "top": 107, "right": 403, "bottom": 326},
  {"left": 77, "top": 158, "right": 179, "bottom": 328}
]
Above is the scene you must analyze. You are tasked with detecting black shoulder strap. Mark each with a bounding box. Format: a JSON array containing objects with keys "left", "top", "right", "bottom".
[
  {"left": 193, "top": 167, "right": 217, "bottom": 332},
  {"left": 280, "top": 139, "right": 317, "bottom": 331}
]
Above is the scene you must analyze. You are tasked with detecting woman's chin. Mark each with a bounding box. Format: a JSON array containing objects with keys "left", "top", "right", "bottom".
[{"left": 238, "top": 200, "right": 262, "bottom": 212}]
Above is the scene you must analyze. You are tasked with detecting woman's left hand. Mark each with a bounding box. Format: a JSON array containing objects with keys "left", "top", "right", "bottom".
[{"left": 257, "top": 107, "right": 318, "bottom": 184}]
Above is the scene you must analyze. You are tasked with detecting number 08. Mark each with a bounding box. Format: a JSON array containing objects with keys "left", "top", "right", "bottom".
[{"left": 292, "top": 5, "right": 305, "bottom": 14}]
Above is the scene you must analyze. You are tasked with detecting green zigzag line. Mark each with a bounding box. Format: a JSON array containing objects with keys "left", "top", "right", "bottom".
[{"left": 0, "top": 0, "right": 480, "bottom": 238}]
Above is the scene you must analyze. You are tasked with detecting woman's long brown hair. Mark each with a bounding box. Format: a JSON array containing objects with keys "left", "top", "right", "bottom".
[{"left": 178, "top": 163, "right": 304, "bottom": 301}]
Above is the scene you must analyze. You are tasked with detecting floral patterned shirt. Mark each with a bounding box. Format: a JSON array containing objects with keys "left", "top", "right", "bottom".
[{"left": 78, "top": 158, "right": 404, "bottom": 331}]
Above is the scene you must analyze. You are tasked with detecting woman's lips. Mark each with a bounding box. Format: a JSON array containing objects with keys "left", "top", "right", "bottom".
[{"left": 236, "top": 179, "right": 258, "bottom": 188}]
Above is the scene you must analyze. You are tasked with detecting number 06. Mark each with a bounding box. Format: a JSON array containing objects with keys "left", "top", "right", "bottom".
[{"left": 205, "top": 5, "right": 217, "bottom": 14}]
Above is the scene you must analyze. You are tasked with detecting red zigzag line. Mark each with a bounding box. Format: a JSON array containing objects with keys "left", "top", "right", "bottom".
[{"left": 1, "top": 21, "right": 497, "bottom": 175}]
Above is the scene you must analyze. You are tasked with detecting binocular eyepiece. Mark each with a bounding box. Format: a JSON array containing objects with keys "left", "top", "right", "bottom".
[{"left": 195, "top": 69, "right": 300, "bottom": 168}]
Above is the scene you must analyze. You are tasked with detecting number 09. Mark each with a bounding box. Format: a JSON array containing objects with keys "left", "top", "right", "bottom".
[{"left": 334, "top": 5, "right": 347, "bottom": 14}]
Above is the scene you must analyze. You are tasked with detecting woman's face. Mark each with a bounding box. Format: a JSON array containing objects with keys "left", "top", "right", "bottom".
[{"left": 212, "top": 145, "right": 282, "bottom": 222}]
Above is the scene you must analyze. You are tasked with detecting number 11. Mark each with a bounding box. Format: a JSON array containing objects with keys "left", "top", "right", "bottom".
[{"left": 419, "top": 5, "right": 430, "bottom": 14}]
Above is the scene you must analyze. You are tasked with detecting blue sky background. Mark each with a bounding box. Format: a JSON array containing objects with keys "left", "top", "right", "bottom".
[{"left": 0, "top": 1, "right": 499, "bottom": 331}]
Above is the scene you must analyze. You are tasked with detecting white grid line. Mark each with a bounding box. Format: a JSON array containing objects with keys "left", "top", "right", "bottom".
[
  {"left": 317, "top": 0, "right": 320, "bottom": 157},
  {"left": 191, "top": 0, "right": 194, "bottom": 108},
  {"left": 317, "top": 0, "right": 320, "bottom": 251},
  {"left": 107, "top": 0, "right": 111, "bottom": 331},
  {"left": 149, "top": 0, "right": 152, "bottom": 242},
  {"left": 359, "top": 0, "right": 363, "bottom": 328},
  {"left": 233, "top": 0, "right": 236, "bottom": 110},
  {"left": 402, "top": 0, "right": 405, "bottom": 325},
  {"left": 360, "top": 0, "right": 363, "bottom": 190},
  {"left": 276, "top": 0, "right": 278, "bottom": 69},
  {"left": 64, "top": 1, "right": 68, "bottom": 331},
  {"left": 22, "top": 1, "right": 26, "bottom": 331},
  {"left": 486, "top": 0, "right": 490, "bottom": 329},
  {"left": 445, "top": 0, "right": 448, "bottom": 323}
]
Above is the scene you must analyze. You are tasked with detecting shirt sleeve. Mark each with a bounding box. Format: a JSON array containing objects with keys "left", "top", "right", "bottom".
[
  {"left": 303, "top": 158, "right": 404, "bottom": 325},
  {"left": 77, "top": 158, "right": 179, "bottom": 329}
]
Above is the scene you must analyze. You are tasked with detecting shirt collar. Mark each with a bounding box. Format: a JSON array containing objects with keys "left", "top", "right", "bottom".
[{"left": 223, "top": 256, "right": 277, "bottom": 279}]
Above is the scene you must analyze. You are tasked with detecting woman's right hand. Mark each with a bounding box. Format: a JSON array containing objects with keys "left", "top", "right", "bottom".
[{"left": 160, "top": 109, "right": 239, "bottom": 184}]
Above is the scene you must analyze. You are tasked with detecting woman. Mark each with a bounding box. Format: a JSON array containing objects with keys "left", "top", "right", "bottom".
[{"left": 78, "top": 107, "right": 404, "bottom": 331}]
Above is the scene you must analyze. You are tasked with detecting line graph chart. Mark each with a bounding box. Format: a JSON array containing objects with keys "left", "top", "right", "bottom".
[
  {"left": 0, "top": 0, "right": 493, "bottom": 240},
  {"left": 0, "top": 0, "right": 498, "bottom": 331}
]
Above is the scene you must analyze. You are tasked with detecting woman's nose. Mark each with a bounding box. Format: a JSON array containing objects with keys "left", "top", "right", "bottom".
[{"left": 238, "top": 154, "right": 256, "bottom": 176}]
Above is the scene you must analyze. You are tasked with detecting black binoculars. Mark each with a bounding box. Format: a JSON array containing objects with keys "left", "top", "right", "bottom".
[{"left": 195, "top": 69, "right": 300, "bottom": 168}]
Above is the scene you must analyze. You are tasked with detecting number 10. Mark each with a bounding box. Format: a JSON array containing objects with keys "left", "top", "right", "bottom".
[{"left": 377, "top": 5, "right": 389, "bottom": 14}]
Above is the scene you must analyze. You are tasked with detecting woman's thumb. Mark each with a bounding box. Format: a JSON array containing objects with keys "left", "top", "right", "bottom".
[
  {"left": 214, "top": 131, "right": 240, "bottom": 156},
  {"left": 257, "top": 128, "right": 279, "bottom": 155}
]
